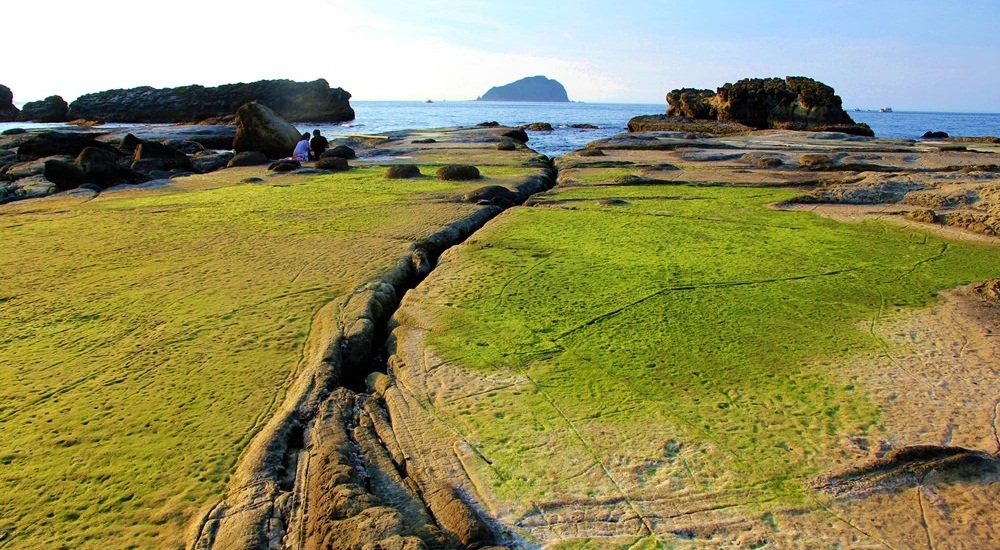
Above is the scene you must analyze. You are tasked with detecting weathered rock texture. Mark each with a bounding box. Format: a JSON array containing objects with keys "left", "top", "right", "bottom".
[
  {"left": 18, "top": 95, "right": 68, "bottom": 122},
  {"left": 660, "top": 76, "right": 873, "bottom": 136},
  {"left": 478, "top": 75, "right": 569, "bottom": 102},
  {"left": 232, "top": 102, "right": 303, "bottom": 159},
  {"left": 0, "top": 84, "right": 19, "bottom": 121},
  {"left": 66, "top": 78, "right": 354, "bottom": 123}
]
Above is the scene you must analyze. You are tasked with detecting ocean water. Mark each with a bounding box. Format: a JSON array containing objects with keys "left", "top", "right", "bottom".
[
  {"left": 3, "top": 102, "right": 999, "bottom": 158},
  {"left": 849, "top": 110, "right": 1000, "bottom": 140},
  {"left": 321, "top": 101, "right": 662, "bottom": 157}
]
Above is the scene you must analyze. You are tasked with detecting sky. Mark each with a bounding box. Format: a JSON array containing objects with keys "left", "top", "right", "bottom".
[{"left": 4, "top": 0, "right": 999, "bottom": 112}]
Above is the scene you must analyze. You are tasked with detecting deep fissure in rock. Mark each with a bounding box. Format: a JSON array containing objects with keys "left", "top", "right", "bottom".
[{"left": 285, "top": 159, "right": 558, "bottom": 549}]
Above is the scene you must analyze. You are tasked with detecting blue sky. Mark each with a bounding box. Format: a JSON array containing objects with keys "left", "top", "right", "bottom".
[{"left": 5, "top": 0, "right": 999, "bottom": 111}]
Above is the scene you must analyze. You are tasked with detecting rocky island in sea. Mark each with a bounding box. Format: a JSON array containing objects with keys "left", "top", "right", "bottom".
[{"left": 477, "top": 75, "right": 570, "bottom": 102}]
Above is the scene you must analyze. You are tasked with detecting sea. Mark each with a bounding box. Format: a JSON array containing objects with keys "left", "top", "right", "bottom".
[{"left": 3, "top": 101, "right": 1000, "bottom": 158}]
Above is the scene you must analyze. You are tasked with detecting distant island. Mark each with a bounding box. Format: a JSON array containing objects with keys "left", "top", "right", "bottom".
[{"left": 477, "top": 75, "right": 569, "bottom": 102}]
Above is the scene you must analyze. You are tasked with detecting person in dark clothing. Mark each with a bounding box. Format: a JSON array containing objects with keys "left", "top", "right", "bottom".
[{"left": 310, "top": 129, "right": 328, "bottom": 160}]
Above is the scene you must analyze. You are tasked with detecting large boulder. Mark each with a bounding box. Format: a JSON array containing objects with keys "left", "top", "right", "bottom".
[
  {"left": 132, "top": 141, "right": 191, "bottom": 172},
  {"left": 232, "top": 102, "right": 302, "bottom": 159},
  {"left": 321, "top": 145, "right": 356, "bottom": 159},
  {"left": 190, "top": 151, "right": 234, "bottom": 174},
  {"left": 0, "top": 85, "right": 18, "bottom": 121},
  {"left": 67, "top": 78, "right": 355, "bottom": 123},
  {"left": 17, "top": 95, "right": 69, "bottom": 122},
  {"left": 664, "top": 76, "right": 873, "bottom": 136},
  {"left": 77, "top": 147, "right": 147, "bottom": 187},
  {"left": 43, "top": 158, "right": 86, "bottom": 190}
]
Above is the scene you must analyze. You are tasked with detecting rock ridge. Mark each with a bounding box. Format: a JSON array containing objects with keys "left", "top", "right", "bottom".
[
  {"left": 190, "top": 156, "right": 556, "bottom": 550},
  {"left": 66, "top": 78, "right": 354, "bottom": 123}
]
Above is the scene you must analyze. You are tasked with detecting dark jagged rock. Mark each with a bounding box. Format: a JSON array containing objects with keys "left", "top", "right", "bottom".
[
  {"left": 315, "top": 157, "right": 349, "bottom": 171},
  {"left": 120, "top": 133, "right": 142, "bottom": 154},
  {"left": 922, "top": 131, "right": 949, "bottom": 139},
  {"left": 463, "top": 185, "right": 517, "bottom": 207},
  {"left": 662, "top": 76, "right": 873, "bottom": 137},
  {"left": 227, "top": 151, "right": 270, "bottom": 168},
  {"left": 268, "top": 159, "right": 301, "bottom": 172},
  {"left": 500, "top": 128, "right": 528, "bottom": 142},
  {"left": 478, "top": 76, "right": 570, "bottom": 102},
  {"left": 190, "top": 151, "right": 234, "bottom": 174},
  {"left": 163, "top": 139, "right": 206, "bottom": 155},
  {"left": 77, "top": 147, "right": 148, "bottom": 187},
  {"left": 43, "top": 158, "right": 86, "bottom": 190},
  {"left": 321, "top": 145, "right": 356, "bottom": 159},
  {"left": 133, "top": 141, "right": 191, "bottom": 172},
  {"left": 0, "top": 85, "right": 18, "bottom": 121},
  {"left": 17, "top": 95, "right": 68, "bottom": 122},
  {"left": 66, "top": 78, "right": 354, "bottom": 123},
  {"left": 232, "top": 102, "right": 302, "bottom": 159}
]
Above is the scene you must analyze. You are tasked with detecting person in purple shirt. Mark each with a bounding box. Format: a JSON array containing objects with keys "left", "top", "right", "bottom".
[{"left": 292, "top": 133, "right": 310, "bottom": 161}]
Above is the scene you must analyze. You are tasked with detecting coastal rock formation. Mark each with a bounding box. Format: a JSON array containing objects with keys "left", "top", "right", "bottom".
[
  {"left": 660, "top": 76, "right": 873, "bottom": 136},
  {"left": 66, "top": 78, "right": 355, "bottom": 123},
  {"left": 0, "top": 128, "right": 237, "bottom": 203},
  {"left": 232, "top": 102, "right": 303, "bottom": 159},
  {"left": 0, "top": 84, "right": 19, "bottom": 121},
  {"left": 478, "top": 76, "right": 570, "bottom": 102},
  {"left": 17, "top": 95, "right": 68, "bottom": 122}
]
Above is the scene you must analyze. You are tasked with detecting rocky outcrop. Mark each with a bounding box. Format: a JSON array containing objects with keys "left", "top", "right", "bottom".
[
  {"left": 66, "top": 78, "right": 355, "bottom": 123},
  {"left": 1, "top": 129, "right": 233, "bottom": 202},
  {"left": 18, "top": 95, "right": 68, "bottom": 122},
  {"left": 662, "top": 76, "right": 873, "bottom": 136},
  {"left": 0, "top": 84, "right": 19, "bottom": 121},
  {"left": 478, "top": 76, "right": 570, "bottom": 102},
  {"left": 232, "top": 102, "right": 303, "bottom": 159}
]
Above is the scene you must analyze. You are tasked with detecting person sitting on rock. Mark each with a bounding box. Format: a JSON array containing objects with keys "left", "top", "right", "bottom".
[
  {"left": 292, "top": 132, "right": 310, "bottom": 161},
  {"left": 310, "top": 129, "right": 328, "bottom": 160}
]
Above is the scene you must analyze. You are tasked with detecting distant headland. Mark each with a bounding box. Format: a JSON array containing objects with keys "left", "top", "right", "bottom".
[{"left": 477, "top": 75, "right": 570, "bottom": 102}]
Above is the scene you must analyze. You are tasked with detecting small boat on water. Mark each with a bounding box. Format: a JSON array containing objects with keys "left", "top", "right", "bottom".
[{"left": 879, "top": 107, "right": 893, "bottom": 113}]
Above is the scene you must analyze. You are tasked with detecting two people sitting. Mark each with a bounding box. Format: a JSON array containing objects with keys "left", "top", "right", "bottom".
[{"left": 291, "top": 129, "right": 329, "bottom": 161}]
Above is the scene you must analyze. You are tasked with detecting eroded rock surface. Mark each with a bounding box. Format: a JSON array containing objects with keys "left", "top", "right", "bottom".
[
  {"left": 379, "top": 129, "right": 1000, "bottom": 548},
  {"left": 652, "top": 76, "right": 873, "bottom": 136}
]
